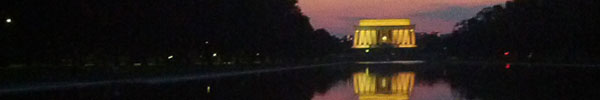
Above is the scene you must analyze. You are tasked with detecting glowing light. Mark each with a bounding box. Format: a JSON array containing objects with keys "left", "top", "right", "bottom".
[
  {"left": 359, "top": 19, "right": 410, "bottom": 26},
  {"left": 5, "top": 18, "right": 11, "bottom": 23},
  {"left": 365, "top": 49, "right": 370, "bottom": 53},
  {"left": 256, "top": 53, "right": 260, "bottom": 56},
  {"left": 167, "top": 55, "right": 174, "bottom": 59},
  {"left": 207, "top": 86, "right": 211, "bottom": 93},
  {"left": 133, "top": 63, "right": 142, "bottom": 66},
  {"left": 505, "top": 63, "right": 511, "bottom": 69},
  {"left": 205, "top": 41, "right": 209, "bottom": 44},
  {"left": 381, "top": 78, "right": 387, "bottom": 87},
  {"left": 504, "top": 51, "right": 510, "bottom": 56},
  {"left": 398, "top": 45, "right": 417, "bottom": 48},
  {"left": 353, "top": 45, "right": 370, "bottom": 48},
  {"left": 212, "top": 53, "right": 217, "bottom": 57},
  {"left": 381, "top": 36, "right": 387, "bottom": 41}
]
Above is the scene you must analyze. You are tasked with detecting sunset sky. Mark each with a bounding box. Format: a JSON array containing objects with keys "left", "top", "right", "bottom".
[{"left": 298, "top": 0, "right": 509, "bottom": 36}]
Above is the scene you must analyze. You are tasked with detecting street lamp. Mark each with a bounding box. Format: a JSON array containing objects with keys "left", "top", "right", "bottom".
[{"left": 167, "top": 55, "right": 174, "bottom": 59}]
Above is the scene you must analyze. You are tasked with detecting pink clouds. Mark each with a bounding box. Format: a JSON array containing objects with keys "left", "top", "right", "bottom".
[
  {"left": 297, "top": 0, "right": 509, "bottom": 35},
  {"left": 411, "top": 17, "right": 455, "bottom": 33}
]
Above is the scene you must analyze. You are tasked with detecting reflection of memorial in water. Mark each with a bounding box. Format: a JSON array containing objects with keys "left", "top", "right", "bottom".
[{"left": 353, "top": 68, "right": 415, "bottom": 100}]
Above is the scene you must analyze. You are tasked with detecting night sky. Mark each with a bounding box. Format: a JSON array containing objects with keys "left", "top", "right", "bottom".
[{"left": 298, "top": 0, "right": 509, "bottom": 35}]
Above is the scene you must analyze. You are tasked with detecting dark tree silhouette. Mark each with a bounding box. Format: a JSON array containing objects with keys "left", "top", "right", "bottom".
[
  {"left": 445, "top": 0, "right": 600, "bottom": 63},
  {"left": 0, "top": 0, "right": 342, "bottom": 67}
]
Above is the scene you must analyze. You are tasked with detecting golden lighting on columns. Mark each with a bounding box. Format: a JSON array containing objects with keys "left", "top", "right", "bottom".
[
  {"left": 353, "top": 19, "right": 417, "bottom": 48},
  {"left": 353, "top": 69, "right": 415, "bottom": 100},
  {"left": 354, "top": 30, "right": 360, "bottom": 46}
]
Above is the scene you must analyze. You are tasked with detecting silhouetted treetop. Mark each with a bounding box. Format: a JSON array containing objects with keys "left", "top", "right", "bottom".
[
  {"left": 1, "top": 0, "right": 341, "bottom": 66},
  {"left": 446, "top": 0, "right": 600, "bottom": 62}
]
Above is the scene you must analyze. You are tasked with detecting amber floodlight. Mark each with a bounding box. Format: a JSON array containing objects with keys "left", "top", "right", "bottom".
[{"left": 359, "top": 19, "right": 410, "bottom": 26}]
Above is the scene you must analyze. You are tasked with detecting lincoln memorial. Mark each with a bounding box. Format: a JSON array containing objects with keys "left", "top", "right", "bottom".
[{"left": 353, "top": 19, "right": 417, "bottom": 48}]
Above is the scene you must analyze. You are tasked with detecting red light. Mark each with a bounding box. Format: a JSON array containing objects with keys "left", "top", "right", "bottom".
[
  {"left": 504, "top": 51, "right": 510, "bottom": 56},
  {"left": 505, "top": 64, "right": 511, "bottom": 69}
]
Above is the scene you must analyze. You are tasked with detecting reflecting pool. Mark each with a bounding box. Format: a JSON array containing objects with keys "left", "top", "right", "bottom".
[{"left": 2, "top": 62, "right": 600, "bottom": 100}]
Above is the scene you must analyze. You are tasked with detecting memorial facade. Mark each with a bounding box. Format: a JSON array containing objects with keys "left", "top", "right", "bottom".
[{"left": 353, "top": 19, "right": 417, "bottom": 48}]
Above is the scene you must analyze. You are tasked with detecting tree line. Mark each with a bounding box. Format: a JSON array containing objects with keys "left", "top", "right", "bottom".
[
  {"left": 0, "top": 0, "right": 343, "bottom": 67},
  {"left": 445, "top": 0, "right": 600, "bottom": 63}
]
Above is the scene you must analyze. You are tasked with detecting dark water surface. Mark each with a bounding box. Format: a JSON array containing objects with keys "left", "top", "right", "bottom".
[{"left": 2, "top": 62, "right": 600, "bottom": 100}]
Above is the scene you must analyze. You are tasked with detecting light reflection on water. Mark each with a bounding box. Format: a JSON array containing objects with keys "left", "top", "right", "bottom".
[
  {"left": 314, "top": 66, "right": 462, "bottom": 100},
  {"left": 353, "top": 69, "right": 414, "bottom": 100},
  {"left": 4, "top": 63, "right": 600, "bottom": 99}
]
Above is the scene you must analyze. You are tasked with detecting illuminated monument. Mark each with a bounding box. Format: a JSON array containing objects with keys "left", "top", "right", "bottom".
[
  {"left": 353, "top": 19, "right": 417, "bottom": 48},
  {"left": 353, "top": 68, "right": 415, "bottom": 100}
]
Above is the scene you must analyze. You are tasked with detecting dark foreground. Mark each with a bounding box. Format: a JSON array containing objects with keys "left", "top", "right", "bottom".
[{"left": 2, "top": 61, "right": 600, "bottom": 100}]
